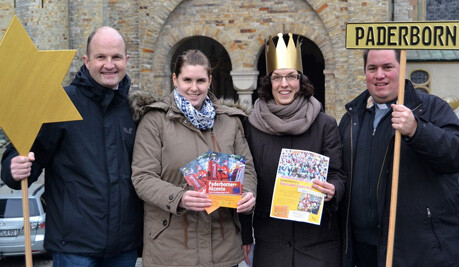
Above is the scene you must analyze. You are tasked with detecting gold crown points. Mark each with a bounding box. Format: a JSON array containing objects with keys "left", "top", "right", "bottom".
[{"left": 266, "top": 33, "right": 303, "bottom": 74}]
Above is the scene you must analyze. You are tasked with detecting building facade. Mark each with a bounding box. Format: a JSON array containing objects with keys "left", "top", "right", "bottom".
[{"left": 0, "top": 0, "right": 458, "bottom": 123}]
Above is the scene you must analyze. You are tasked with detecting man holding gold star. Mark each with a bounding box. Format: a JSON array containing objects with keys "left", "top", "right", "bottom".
[{"left": 1, "top": 26, "right": 143, "bottom": 266}]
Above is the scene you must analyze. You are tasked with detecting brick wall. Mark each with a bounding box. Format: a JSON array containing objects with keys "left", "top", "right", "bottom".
[{"left": 0, "top": 0, "right": 403, "bottom": 120}]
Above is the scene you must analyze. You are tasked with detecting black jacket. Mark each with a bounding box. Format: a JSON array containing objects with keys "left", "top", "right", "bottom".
[
  {"left": 1, "top": 65, "right": 143, "bottom": 257},
  {"left": 241, "top": 111, "right": 345, "bottom": 267},
  {"left": 339, "top": 80, "right": 459, "bottom": 267}
]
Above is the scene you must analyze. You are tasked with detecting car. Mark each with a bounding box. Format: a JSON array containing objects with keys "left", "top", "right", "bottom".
[{"left": 0, "top": 183, "right": 47, "bottom": 257}]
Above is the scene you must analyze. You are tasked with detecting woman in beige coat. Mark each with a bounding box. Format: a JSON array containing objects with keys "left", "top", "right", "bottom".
[{"left": 131, "top": 50, "right": 257, "bottom": 267}]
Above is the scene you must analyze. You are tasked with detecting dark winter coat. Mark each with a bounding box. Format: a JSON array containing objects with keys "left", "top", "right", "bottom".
[
  {"left": 339, "top": 80, "right": 459, "bottom": 267},
  {"left": 1, "top": 65, "right": 143, "bottom": 257},
  {"left": 241, "top": 111, "right": 345, "bottom": 267}
]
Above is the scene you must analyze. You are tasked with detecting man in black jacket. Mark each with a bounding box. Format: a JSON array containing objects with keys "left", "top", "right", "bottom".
[
  {"left": 1, "top": 26, "right": 142, "bottom": 266},
  {"left": 339, "top": 49, "right": 459, "bottom": 267}
]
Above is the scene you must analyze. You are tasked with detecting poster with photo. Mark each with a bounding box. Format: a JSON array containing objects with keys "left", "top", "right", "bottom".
[{"left": 270, "top": 148, "right": 329, "bottom": 225}]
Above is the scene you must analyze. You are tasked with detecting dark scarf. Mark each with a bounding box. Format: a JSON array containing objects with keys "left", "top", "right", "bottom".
[{"left": 249, "top": 96, "right": 321, "bottom": 135}]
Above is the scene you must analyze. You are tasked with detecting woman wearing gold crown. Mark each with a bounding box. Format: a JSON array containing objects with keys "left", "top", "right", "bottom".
[{"left": 240, "top": 33, "right": 345, "bottom": 266}]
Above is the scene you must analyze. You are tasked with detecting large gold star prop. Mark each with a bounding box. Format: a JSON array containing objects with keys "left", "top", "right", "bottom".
[{"left": 0, "top": 16, "right": 82, "bottom": 156}]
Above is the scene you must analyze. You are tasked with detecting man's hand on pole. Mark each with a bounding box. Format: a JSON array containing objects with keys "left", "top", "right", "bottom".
[{"left": 10, "top": 152, "right": 35, "bottom": 181}]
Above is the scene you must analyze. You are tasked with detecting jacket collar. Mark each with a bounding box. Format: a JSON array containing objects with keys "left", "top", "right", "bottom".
[
  {"left": 71, "top": 64, "right": 131, "bottom": 110},
  {"left": 345, "top": 79, "right": 422, "bottom": 114},
  {"left": 129, "top": 90, "right": 247, "bottom": 122}
]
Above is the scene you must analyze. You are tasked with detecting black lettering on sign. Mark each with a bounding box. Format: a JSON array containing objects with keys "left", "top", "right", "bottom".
[
  {"left": 356, "top": 27, "right": 365, "bottom": 46},
  {"left": 346, "top": 23, "right": 459, "bottom": 49},
  {"left": 433, "top": 26, "right": 444, "bottom": 46},
  {"left": 367, "top": 27, "right": 375, "bottom": 46},
  {"left": 388, "top": 26, "right": 397, "bottom": 45},
  {"left": 422, "top": 27, "right": 432, "bottom": 45},
  {"left": 399, "top": 26, "right": 409, "bottom": 46},
  {"left": 377, "top": 27, "right": 386, "bottom": 45},
  {"left": 446, "top": 26, "right": 456, "bottom": 46},
  {"left": 411, "top": 26, "right": 420, "bottom": 45}
]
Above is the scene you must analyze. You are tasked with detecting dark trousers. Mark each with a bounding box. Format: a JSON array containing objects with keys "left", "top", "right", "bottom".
[{"left": 354, "top": 241, "right": 377, "bottom": 267}]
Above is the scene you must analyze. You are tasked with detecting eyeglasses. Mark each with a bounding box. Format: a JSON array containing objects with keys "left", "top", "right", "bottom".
[{"left": 270, "top": 74, "right": 300, "bottom": 83}]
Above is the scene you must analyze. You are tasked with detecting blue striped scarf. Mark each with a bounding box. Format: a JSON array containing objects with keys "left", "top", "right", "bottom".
[{"left": 174, "top": 89, "right": 216, "bottom": 130}]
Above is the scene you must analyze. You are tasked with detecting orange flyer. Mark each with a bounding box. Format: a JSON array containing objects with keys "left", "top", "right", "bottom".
[
  {"left": 180, "top": 150, "right": 246, "bottom": 214},
  {"left": 270, "top": 149, "right": 329, "bottom": 225}
]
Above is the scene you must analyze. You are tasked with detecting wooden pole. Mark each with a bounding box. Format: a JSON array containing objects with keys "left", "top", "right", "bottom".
[
  {"left": 386, "top": 50, "right": 407, "bottom": 267},
  {"left": 20, "top": 178, "right": 33, "bottom": 267}
]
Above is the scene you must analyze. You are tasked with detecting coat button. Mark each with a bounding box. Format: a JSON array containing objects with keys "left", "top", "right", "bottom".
[
  {"left": 61, "top": 240, "right": 66, "bottom": 245},
  {"left": 169, "top": 112, "right": 174, "bottom": 117},
  {"left": 168, "top": 195, "right": 174, "bottom": 200},
  {"left": 163, "top": 220, "right": 168, "bottom": 226},
  {"left": 287, "top": 241, "right": 292, "bottom": 247},
  {"left": 166, "top": 205, "right": 171, "bottom": 209}
]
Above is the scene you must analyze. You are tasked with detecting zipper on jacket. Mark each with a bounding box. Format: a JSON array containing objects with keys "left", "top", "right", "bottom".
[
  {"left": 426, "top": 207, "right": 442, "bottom": 249},
  {"left": 210, "top": 128, "right": 222, "bottom": 152},
  {"left": 376, "top": 145, "right": 391, "bottom": 201},
  {"left": 412, "top": 103, "right": 422, "bottom": 113},
  {"left": 345, "top": 111, "right": 353, "bottom": 254}
]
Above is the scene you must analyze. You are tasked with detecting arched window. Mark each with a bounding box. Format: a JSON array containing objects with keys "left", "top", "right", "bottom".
[
  {"left": 171, "top": 36, "right": 237, "bottom": 101},
  {"left": 410, "top": 69, "right": 431, "bottom": 93}
]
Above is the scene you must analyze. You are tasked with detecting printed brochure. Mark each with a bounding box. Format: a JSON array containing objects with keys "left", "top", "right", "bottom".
[
  {"left": 180, "top": 150, "right": 246, "bottom": 213},
  {"left": 270, "top": 148, "right": 329, "bottom": 225}
]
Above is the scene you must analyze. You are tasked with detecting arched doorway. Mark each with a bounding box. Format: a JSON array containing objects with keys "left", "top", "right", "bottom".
[
  {"left": 254, "top": 34, "right": 325, "bottom": 109},
  {"left": 171, "top": 36, "right": 237, "bottom": 101}
]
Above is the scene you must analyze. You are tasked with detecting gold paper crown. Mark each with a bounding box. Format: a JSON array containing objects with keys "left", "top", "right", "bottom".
[{"left": 266, "top": 33, "right": 302, "bottom": 74}]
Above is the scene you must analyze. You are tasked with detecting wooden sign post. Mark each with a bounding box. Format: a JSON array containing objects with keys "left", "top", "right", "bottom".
[
  {"left": 346, "top": 21, "right": 459, "bottom": 267},
  {"left": 0, "top": 16, "right": 82, "bottom": 267}
]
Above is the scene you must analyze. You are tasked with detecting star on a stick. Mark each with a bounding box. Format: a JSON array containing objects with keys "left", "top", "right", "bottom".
[{"left": 0, "top": 16, "right": 82, "bottom": 156}]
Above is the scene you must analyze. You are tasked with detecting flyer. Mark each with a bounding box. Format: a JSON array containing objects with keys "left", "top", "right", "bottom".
[
  {"left": 180, "top": 151, "right": 246, "bottom": 213},
  {"left": 270, "top": 148, "right": 329, "bottom": 225},
  {"left": 181, "top": 151, "right": 212, "bottom": 192}
]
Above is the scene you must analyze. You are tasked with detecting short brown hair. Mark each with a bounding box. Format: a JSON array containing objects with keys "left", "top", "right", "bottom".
[{"left": 363, "top": 49, "right": 400, "bottom": 70}]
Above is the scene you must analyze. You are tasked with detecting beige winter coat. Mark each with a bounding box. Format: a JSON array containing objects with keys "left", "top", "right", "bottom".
[{"left": 131, "top": 91, "right": 257, "bottom": 267}]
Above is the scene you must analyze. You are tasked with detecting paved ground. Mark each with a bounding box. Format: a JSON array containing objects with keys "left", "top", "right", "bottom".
[{"left": 0, "top": 255, "right": 143, "bottom": 266}]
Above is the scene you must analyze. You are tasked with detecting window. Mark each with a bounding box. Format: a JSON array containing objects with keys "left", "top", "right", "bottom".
[
  {"left": 410, "top": 70, "right": 429, "bottom": 84},
  {"left": 0, "top": 199, "right": 40, "bottom": 218},
  {"left": 426, "top": 0, "right": 458, "bottom": 20},
  {"left": 410, "top": 69, "right": 431, "bottom": 93}
]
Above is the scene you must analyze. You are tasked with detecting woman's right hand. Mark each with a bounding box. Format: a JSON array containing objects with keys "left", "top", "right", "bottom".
[{"left": 179, "top": 190, "right": 212, "bottom": 211}]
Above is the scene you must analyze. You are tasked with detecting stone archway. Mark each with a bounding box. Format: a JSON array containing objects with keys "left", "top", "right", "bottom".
[
  {"left": 141, "top": 25, "right": 237, "bottom": 97},
  {"left": 170, "top": 36, "right": 237, "bottom": 100}
]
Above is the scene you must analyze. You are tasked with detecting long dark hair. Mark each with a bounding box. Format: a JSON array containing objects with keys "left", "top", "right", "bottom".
[{"left": 257, "top": 72, "right": 314, "bottom": 102}]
